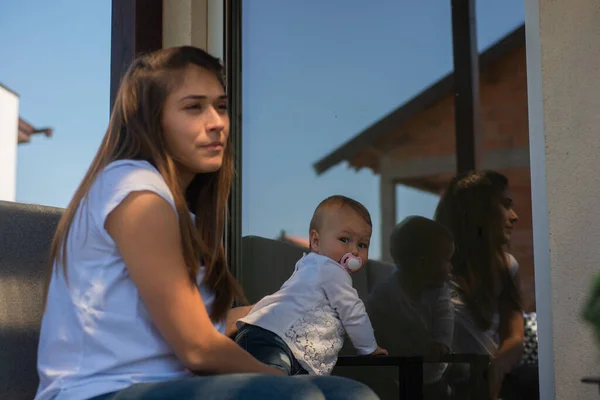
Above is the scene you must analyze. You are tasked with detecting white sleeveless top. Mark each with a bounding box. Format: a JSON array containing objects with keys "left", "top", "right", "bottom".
[
  {"left": 450, "top": 253, "right": 519, "bottom": 356},
  {"left": 36, "top": 160, "right": 225, "bottom": 400}
]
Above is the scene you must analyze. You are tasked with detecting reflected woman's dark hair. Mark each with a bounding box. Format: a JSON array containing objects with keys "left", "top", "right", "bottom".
[{"left": 434, "top": 170, "right": 521, "bottom": 330}]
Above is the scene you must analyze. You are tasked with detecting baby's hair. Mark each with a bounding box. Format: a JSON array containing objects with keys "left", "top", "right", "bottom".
[
  {"left": 390, "top": 216, "right": 453, "bottom": 269},
  {"left": 309, "top": 195, "right": 372, "bottom": 234}
]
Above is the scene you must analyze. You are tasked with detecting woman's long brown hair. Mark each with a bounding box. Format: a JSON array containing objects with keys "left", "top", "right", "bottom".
[
  {"left": 46, "top": 46, "right": 244, "bottom": 322},
  {"left": 434, "top": 170, "right": 522, "bottom": 331}
]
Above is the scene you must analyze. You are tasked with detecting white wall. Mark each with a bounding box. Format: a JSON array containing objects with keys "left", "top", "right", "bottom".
[
  {"left": 0, "top": 86, "right": 18, "bottom": 202},
  {"left": 163, "top": 0, "right": 224, "bottom": 59},
  {"left": 526, "top": 0, "right": 600, "bottom": 398}
]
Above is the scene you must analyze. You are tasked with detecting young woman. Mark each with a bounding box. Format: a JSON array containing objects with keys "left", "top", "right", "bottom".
[
  {"left": 35, "top": 46, "right": 378, "bottom": 400},
  {"left": 435, "top": 170, "right": 538, "bottom": 400}
]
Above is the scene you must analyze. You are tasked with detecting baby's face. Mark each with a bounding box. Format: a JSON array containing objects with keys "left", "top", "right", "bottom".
[{"left": 310, "top": 206, "right": 371, "bottom": 267}]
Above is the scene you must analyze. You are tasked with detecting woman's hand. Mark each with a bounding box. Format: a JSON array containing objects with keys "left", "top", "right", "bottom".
[
  {"left": 369, "top": 346, "right": 388, "bottom": 356},
  {"left": 495, "top": 335, "right": 523, "bottom": 367},
  {"left": 225, "top": 305, "right": 254, "bottom": 337}
]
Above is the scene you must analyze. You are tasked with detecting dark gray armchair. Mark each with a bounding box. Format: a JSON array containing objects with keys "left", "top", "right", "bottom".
[{"left": 0, "top": 201, "right": 63, "bottom": 400}]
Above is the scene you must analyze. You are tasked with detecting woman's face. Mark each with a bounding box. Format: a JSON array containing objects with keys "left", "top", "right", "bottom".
[
  {"left": 497, "top": 187, "right": 519, "bottom": 244},
  {"left": 162, "top": 65, "right": 229, "bottom": 185}
]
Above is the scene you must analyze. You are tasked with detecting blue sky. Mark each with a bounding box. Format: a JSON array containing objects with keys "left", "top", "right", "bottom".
[{"left": 1, "top": 0, "right": 524, "bottom": 260}]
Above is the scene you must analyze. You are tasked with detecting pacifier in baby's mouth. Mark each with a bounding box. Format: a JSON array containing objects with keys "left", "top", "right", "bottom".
[{"left": 340, "top": 253, "right": 363, "bottom": 273}]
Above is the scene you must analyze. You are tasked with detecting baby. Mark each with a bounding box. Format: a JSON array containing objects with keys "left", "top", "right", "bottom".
[
  {"left": 236, "top": 195, "right": 387, "bottom": 376},
  {"left": 366, "top": 216, "right": 454, "bottom": 383}
]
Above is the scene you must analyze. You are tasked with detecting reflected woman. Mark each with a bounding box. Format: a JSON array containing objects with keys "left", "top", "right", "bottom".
[{"left": 434, "top": 170, "right": 538, "bottom": 400}]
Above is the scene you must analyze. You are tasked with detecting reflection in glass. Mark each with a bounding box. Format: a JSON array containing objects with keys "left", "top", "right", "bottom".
[{"left": 239, "top": 1, "right": 534, "bottom": 398}]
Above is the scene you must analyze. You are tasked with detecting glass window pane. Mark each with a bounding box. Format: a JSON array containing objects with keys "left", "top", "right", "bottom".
[{"left": 239, "top": 1, "right": 536, "bottom": 398}]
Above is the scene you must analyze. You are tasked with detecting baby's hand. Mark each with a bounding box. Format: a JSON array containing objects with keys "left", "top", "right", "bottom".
[{"left": 370, "top": 346, "right": 388, "bottom": 356}]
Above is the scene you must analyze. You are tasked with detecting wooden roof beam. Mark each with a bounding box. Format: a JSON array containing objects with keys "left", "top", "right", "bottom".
[{"left": 381, "top": 146, "right": 530, "bottom": 182}]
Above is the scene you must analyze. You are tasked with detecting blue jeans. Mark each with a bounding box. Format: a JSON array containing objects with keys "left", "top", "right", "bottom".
[
  {"left": 89, "top": 374, "right": 379, "bottom": 400},
  {"left": 235, "top": 324, "right": 308, "bottom": 375}
]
